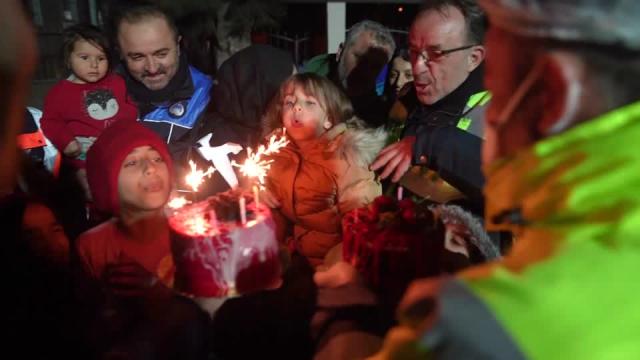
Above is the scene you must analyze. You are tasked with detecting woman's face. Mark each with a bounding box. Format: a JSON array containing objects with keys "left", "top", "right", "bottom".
[{"left": 388, "top": 56, "right": 414, "bottom": 94}]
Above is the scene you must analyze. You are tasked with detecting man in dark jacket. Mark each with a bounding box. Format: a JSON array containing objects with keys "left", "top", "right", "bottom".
[
  {"left": 372, "top": 0, "right": 488, "bottom": 212},
  {"left": 368, "top": 0, "right": 640, "bottom": 357},
  {"left": 114, "top": 3, "right": 213, "bottom": 179},
  {"left": 197, "top": 44, "right": 295, "bottom": 149},
  {"left": 195, "top": 44, "right": 295, "bottom": 194}
]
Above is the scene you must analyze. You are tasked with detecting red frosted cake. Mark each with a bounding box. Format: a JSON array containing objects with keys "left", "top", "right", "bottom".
[{"left": 168, "top": 191, "right": 281, "bottom": 297}]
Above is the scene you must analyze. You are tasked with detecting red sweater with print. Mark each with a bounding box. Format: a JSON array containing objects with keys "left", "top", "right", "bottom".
[
  {"left": 76, "top": 218, "right": 175, "bottom": 287},
  {"left": 40, "top": 73, "right": 138, "bottom": 168}
]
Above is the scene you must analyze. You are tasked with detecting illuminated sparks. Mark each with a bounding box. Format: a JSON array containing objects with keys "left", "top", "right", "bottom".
[
  {"left": 184, "top": 214, "right": 209, "bottom": 235},
  {"left": 263, "top": 129, "right": 289, "bottom": 155},
  {"left": 167, "top": 196, "right": 189, "bottom": 209},
  {"left": 233, "top": 147, "right": 272, "bottom": 185},
  {"left": 233, "top": 129, "right": 289, "bottom": 186},
  {"left": 185, "top": 160, "right": 216, "bottom": 192}
]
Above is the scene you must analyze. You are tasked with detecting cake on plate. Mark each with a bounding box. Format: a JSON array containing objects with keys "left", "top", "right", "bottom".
[{"left": 168, "top": 190, "right": 281, "bottom": 297}]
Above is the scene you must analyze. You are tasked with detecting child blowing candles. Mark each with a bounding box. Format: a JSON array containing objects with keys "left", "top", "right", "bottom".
[
  {"left": 262, "top": 73, "right": 386, "bottom": 267},
  {"left": 75, "top": 121, "right": 174, "bottom": 294}
]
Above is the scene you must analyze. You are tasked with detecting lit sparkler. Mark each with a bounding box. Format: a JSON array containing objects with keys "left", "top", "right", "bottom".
[
  {"left": 232, "top": 129, "right": 289, "bottom": 187},
  {"left": 185, "top": 160, "right": 216, "bottom": 192},
  {"left": 167, "top": 196, "right": 189, "bottom": 209},
  {"left": 186, "top": 214, "right": 209, "bottom": 235}
]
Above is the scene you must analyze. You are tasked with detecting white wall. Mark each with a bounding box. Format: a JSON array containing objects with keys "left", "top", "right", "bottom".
[{"left": 327, "top": 2, "right": 346, "bottom": 53}]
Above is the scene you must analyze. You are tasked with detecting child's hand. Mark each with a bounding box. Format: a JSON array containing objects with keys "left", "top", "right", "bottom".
[
  {"left": 63, "top": 140, "right": 82, "bottom": 157},
  {"left": 314, "top": 261, "right": 362, "bottom": 289},
  {"left": 103, "top": 260, "right": 170, "bottom": 300},
  {"left": 260, "top": 187, "right": 281, "bottom": 208}
]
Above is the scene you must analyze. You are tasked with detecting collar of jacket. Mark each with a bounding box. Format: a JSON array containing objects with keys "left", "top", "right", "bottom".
[
  {"left": 284, "top": 122, "right": 386, "bottom": 168},
  {"left": 411, "top": 64, "right": 485, "bottom": 123},
  {"left": 484, "top": 100, "right": 640, "bottom": 252},
  {"left": 290, "top": 123, "right": 348, "bottom": 156}
]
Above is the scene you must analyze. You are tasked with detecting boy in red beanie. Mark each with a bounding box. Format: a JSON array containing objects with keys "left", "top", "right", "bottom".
[{"left": 76, "top": 120, "right": 175, "bottom": 291}]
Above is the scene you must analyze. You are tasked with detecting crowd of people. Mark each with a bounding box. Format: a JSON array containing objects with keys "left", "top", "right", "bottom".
[{"left": 3, "top": 0, "right": 640, "bottom": 358}]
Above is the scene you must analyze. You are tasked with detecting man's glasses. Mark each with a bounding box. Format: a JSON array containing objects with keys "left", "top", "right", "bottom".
[{"left": 409, "top": 44, "right": 476, "bottom": 63}]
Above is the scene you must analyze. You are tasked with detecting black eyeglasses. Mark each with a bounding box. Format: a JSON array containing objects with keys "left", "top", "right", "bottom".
[{"left": 409, "top": 44, "right": 477, "bottom": 63}]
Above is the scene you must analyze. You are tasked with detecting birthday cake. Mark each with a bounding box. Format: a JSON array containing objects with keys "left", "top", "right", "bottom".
[{"left": 168, "top": 190, "right": 281, "bottom": 297}]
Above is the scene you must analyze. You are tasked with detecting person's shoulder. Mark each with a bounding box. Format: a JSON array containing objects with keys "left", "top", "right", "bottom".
[
  {"left": 101, "top": 72, "right": 126, "bottom": 85},
  {"left": 76, "top": 218, "right": 119, "bottom": 250},
  {"left": 43, "top": 79, "right": 81, "bottom": 110},
  {"left": 335, "top": 123, "right": 387, "bottom": 168},
  {"left": 303, "top": 53, "right": 333, "bottom": 76},
  {"left": 99, "top": 72, "right": 132, "bottom": 96},
  {"left": 188, "top": 65, "right": 213, "bottom": 86},
  {"left": 45, "top": 79, "right": 74, "bottom": 98}
]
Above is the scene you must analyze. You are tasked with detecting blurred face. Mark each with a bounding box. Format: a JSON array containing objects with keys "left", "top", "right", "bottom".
[
  {"left": 388, "top": 56, "right": 413, "bottom": 94},
  {"left": 337, "top": 31, "right": 391, "bottom": 87},
  {"left": 68, "top": 39, "right": 108, "bottom": 84},
  {"left": 22, "top": 203, "right": 70, "bottom": 265},
  {"left": 281, "top": 85, "right": 329, "bottom": 145},
  {"left": 118, "top": 16, "right": 180, "bottom": 91},
  {"left": 409, "top": 7, "right": 481, "bottom": 105},
  {"left": 482, "top": 27, "right": 540, "bottom": 166},
  {"left": 118, "top": 145, "right": 170, "bottom": 213}
]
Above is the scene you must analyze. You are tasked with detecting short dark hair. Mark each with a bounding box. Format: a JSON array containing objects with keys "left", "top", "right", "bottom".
[
  {"left": 416, "top": 0, "right": 487, "bottom": 45},
  {"left": 62, "top": 23, "right": 110, "bottom": 68},
  {"left": 394, "top": 48, "right": 410, "bottom": 62},
  {"left": 112, "top": 2, "right": 178, "bottom": 40}
]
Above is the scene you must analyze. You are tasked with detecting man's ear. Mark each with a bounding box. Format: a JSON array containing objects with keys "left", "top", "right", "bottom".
[
  {"left": 467, "top": 45, "right": 485, "bottom": 72},
  {"left": 536, "top": 51, "right": 584, "bottom": 136},
  {"left": 336, "top": 43, "right": 344, "bottom": 61}
]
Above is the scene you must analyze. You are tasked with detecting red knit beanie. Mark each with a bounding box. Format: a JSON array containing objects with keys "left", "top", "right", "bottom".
[{"left": 86, "top": 121, "right": 173, "bottom": 215}]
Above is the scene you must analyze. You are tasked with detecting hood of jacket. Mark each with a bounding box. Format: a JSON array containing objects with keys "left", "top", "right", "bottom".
[{"left": 203, "top": 45, "right": 294, "bottom": 147}]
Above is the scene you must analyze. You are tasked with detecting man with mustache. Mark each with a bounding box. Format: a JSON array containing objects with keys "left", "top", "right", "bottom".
[
  {"left": 371, "top": 0, "right": 488, "bottom": 214},
  {"left": 349, "top": 0, "right": 640, "bottom": 357},
  {"left": 115, "top": 2, "right": 212, "bottom": 159}
]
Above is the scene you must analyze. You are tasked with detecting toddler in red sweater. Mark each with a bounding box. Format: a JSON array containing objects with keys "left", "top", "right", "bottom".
[{"left": 40, "top": 24, "right": 138, "bottom": 198}]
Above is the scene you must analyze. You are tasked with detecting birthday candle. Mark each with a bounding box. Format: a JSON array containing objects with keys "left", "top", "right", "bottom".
[
  {"left": 239, "top": 196, "right": 247, "bottom": 225},
  {"left": 253, "top": 185, "right": 260, "bottom": 206}
]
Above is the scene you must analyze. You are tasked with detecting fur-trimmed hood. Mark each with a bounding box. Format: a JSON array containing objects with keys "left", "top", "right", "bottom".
[
  {"left": 432, "top": 204, "right": 501, "bottom": 260},
  {"left": 322, "top": 121, "right": 387, "bottom": 168}
]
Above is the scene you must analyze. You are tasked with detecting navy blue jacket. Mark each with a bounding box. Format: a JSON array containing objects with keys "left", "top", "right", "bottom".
[{"left": 403, "top": 66, "right": 487, "bottom": 212}]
